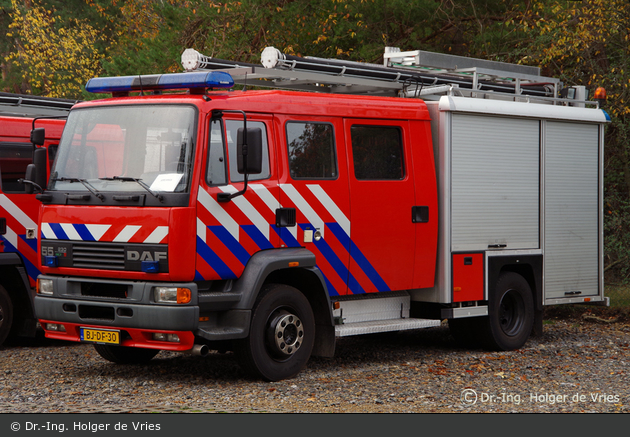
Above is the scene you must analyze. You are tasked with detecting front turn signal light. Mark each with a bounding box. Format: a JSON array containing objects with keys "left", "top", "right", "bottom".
[{"left": 153, "top": 287, "right": 191, "bottom": 304}]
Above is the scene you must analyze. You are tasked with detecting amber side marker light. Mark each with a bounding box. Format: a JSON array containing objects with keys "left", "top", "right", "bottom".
[{"left": 288, "top": 261, "right": 299, "bottom": 267}]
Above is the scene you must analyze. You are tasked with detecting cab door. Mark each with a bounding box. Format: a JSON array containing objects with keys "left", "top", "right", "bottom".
[
  {"left": 344, "top": 119, "right": 416, "bottom": 294},
  {"left": 195, "top": 113, "right": 281, "bottom": 281},
  {"left": 276, "top": 115, "right": 350, "bottom": 296}
]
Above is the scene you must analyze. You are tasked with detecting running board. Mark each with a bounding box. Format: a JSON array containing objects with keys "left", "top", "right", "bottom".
[{"left": 334, "top": 318, "right": 441, "bottom": 337}]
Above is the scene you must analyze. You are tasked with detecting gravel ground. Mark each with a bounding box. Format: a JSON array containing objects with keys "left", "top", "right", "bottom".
[{"left": 1, "top": 308, "right": 629, "bottom": 413}]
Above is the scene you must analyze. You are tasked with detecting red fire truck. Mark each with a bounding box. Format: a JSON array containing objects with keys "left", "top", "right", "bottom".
[
  {"left": 30, "top": 47, "right": 609, "bottom": 381},
  {"left": 0, "top": 93, "right": 74, "bottom": 345}
]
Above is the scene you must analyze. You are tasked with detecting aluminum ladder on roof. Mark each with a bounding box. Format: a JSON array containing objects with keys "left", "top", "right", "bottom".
[{"left": 181, "top": 46, "right": 566, "bottom": 102}]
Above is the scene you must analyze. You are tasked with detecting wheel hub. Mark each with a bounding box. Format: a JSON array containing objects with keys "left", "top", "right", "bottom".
[
  {"left": 499, "top": 289, "right": 524, "bottom": 337},
  {"left": 271, "top": 312, "right": 304, "bottom": 356}
]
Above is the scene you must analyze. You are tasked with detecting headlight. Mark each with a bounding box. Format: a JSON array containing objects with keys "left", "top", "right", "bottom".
[
  {"left": 37, "top": 278, "right": 54, "bottom": 295},
  {"left": 153, "top": 287, "right": 191, "bottom": 304}
]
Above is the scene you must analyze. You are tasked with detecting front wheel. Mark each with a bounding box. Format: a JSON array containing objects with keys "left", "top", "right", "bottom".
[
  {"left": 478, "top": 272, "right": 534, "bottom": 351},
  {"left": 235, "top": 284, "right": 315, "bottom": 381},
  {"left": 94, "top": 344, "right": 160, "bottom": 364}
]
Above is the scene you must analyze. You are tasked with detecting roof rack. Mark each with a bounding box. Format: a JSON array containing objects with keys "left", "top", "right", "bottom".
[
  {"left": 181, "top": 47, "right": 595, "bottom": 106},
  {"left": 0, "top": 92, "right": 78, "bottom": 118}
]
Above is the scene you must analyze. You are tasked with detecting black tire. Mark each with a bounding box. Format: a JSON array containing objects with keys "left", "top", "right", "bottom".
[
  {"left": 479, "top": 272, "right": 534, "bottom": 351},
  {"left": 0, "top": 285, "right": 14, "bottom": 346},
  {"left": 94, "top": 344, "right": 160, "bottom": 364},
  {"left": 235, "top": 283, "right": 315, "bottom": 381}
]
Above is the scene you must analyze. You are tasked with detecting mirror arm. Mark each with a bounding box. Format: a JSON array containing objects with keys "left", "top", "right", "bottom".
[
  {"left": 17, "top": 178, "right": 44, "bottom": 194},
  {"left": 215, "top": 109, "right": 250, "bottom": 203}
]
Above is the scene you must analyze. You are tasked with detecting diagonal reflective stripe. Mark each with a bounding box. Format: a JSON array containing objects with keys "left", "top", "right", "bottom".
[
  {"left": 60, "top": 223, "right": 82, "bottom": 240},
  {"left": 85, "top": 224, "right": 110, "bottom": 241},
  {"left": 144, "top": 226, "right": 168, "bottom": 244},
  {"left": 307, "top": 184, "right": 350, "bottom": 237},
  {"left": 250, "top": 184, "right": 279, "bottom": 211},
  {"left": 113, "top": 225, "right": 141, "bottom": 242},
  {"left": 0, "top": 194, "right": 36, "bottom": 229},
  {"left": 251, "top": 184, "right": 297, "bottom": 240},
  {"left": 196, "top": 235, "right": 236, "bottom": 279},
  {"left": 280, "top": 184, "right": 325, "bottom": 238},
  {"left": 197, "top": 189, "right": 239, "bottom": 241},
  {"left": 220, "top": 185, "right": 270, "bottom": 240},
  {"left": 196, "top": 218, "right": 207, "bottom": 242},
  {"left": 41, "top": 223, "right": 57, "bottom": 239},
  {"left": 49, "top": 223, "right": 68, "bottom": 240},
  {"left": 4, "top": 226, "right": 18, "bottom": 250}
]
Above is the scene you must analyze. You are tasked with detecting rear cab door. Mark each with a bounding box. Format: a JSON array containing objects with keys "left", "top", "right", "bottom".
[
  {"left": 344, "top": 118, "right": 416, "bottom": 294},
  {"left": 275, "top": 115, "right": 350, "bottom": 296}
]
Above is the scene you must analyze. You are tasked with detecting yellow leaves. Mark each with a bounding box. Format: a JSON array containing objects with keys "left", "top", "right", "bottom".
[{"left": 6, "top": 0, "right": 104, "bottom": 99}]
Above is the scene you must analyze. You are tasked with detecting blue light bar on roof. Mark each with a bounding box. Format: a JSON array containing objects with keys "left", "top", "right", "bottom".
[{"left": 85, "top": 71, "right": 234, "bottom": 94}]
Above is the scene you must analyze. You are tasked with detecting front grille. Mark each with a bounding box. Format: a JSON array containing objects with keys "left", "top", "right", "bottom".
[
  {"left": 41, "top": 240, "right": 169, "bottom": 272},
  {"left": 73, "top": 243, "right": 125, "bottom": 270}
]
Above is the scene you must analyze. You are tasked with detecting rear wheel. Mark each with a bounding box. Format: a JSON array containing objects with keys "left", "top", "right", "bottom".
[
  {"left": 236, "top": 284, "right": 315, "bottom": 381},
  {"left": 479, "top": 272, "right": 534, "bottom": 351},
  {"left": 0, "top": 285, "right": 14, "bottom": 346},
  {"left": 94, "top": 344, "right": 160, "bottom": 364}
]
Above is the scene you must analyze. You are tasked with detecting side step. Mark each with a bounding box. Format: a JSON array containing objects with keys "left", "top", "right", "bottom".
[{"left": 335, "top": 318, "right": 441, "bottom": 337}]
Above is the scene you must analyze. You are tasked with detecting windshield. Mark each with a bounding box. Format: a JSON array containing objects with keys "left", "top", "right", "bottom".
[{"left": 50, "top": 105, "right": 197, "bottom": 194}]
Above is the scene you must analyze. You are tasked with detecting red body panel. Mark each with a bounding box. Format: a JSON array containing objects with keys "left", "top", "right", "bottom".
[
  {"left": 0, "top": 116, "right": 66, "bottom": 286},
  {"left": 452, "top": 253, "right": 485, "bottom": 302}
]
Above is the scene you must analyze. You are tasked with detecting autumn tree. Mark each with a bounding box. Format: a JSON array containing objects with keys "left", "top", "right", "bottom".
[
  {"left": 510, "top": 0, "right": 630, "bottom": 280},
  {"left": 5, "top": 0, "right": 105, "bottom": 98}
]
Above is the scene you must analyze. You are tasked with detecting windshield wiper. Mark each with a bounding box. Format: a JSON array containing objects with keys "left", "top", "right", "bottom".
[
  {"left": 99, "top": 176, "right": 163, "bottom": 202},
  {"left": 54, "top": 177, "right": 105, "bottom": 201}
]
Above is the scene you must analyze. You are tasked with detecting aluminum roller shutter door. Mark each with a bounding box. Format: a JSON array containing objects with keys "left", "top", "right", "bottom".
[
  {"left": 544, "top": 121, "right": 599, "bottom": 299},
  {"left": 451, "top": 114, "right": 540, "bottom": 251}
]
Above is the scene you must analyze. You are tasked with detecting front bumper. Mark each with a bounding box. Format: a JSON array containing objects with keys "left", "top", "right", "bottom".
[{"left": 34, "top": 275, "right": 250, "bottom": 349}]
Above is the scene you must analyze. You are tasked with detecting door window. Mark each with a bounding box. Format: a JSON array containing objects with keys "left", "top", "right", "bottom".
[
  {"left": 286, "top": 122, "right": 337, "bottom": 179},
  {"left": 350, "top": 126, "right": 404, "bottom": 180}
]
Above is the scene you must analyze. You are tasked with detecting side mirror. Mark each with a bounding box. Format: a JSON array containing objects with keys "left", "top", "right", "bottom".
[
  {"left": 31, "top": 128, "right": 46, "bottom": 146},
  {"left": 23, "top": 164, "right": 37, "bottom": 194},
  {"left": 237, "top": 128, "right": 263, "bottom": 174}
]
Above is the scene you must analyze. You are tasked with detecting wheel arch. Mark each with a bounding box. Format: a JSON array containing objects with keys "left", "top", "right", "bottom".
[
  {"left": 488, "top": 254, "right": 543, "bottom": 338},
  {"left": 487, "top": 254, "right": 542, "bottom": 311},
  {"left": 231, "top": 248, "right": 335, "bottom": 357}
]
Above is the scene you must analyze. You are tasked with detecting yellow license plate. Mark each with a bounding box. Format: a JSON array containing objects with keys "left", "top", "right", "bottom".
[{"left": 81, "top": 328, "right": 120, "bottom": 344}]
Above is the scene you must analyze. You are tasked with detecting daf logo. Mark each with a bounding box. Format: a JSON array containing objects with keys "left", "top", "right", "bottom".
[{"left": 126, "top": 250, "right": 167, "bottom": 262}]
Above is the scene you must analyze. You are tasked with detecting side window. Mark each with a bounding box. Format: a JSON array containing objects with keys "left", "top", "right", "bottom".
[
  {"left": 206, "top": 119, "right": 227, "bottom": 186},
  {"left": 351, "top": 125, "right": 404, "bottom": 180},
  {"left": 0, "top": 143, "right": 34, "bottom": 193},
  {"left": 226, "top": 120, "right": 270, "bottom": 182},
  {"left": 286, "top": 122, "right": 337, "bottom": 179}
]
